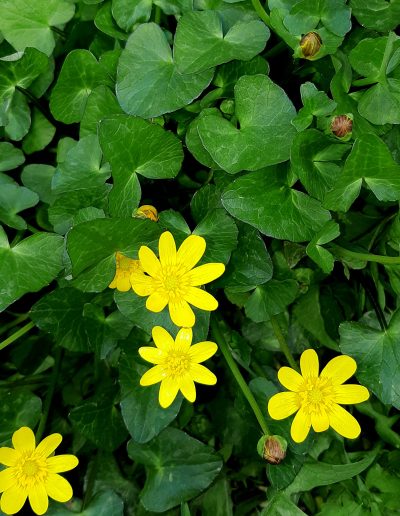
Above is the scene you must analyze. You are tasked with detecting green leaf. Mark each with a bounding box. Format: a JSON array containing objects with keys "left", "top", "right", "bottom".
[
  {"left": 50, "top": 50, "right": 110, "bottom": 124},
  {"left": 22, "top": 107, "right": 55, "bottom": 154},
  {"left": 112, "top": 0, "right": 153, "bottom": 30},
  {"left": 95, "top": 1, "right": 129, "bottom": 40},
  {"left": 261, "top": 493, "right": 307, "bottom": 515},
  {"left": 0, "top": 184, "right": 39, "bottom": 230},
  {"left": 80, "top": 86, "right": 123, "bottom": 138},
  {"left": 245, "top": 279, "right": 298, "bottom": 321},
  {"left": 0, "top": 142, "right": 25, "bottom": 172},
  {"left": 99, "top": 114, "right": 183, "bottom": 217},
  {"left": 222, "top": 166, "right": 331, "bottom": 242},
  {"left": 0, "top": 390, "right": 42, "bottom": 445},
  {"left": 174, "top": 11, "right": 269, "bottom": 74},
  {"left": 2, "top": 89, "right": 31, "bottom": 141},
  {"left": 70, "top": 383, "right": 128, "bottom": 451},
  {"left": 127, "top": 427, "right": 223, "bottom": 512},
  {"left": 197, "top": 75, "right": 296, "bottom": 173},
  {"left": 306, "top": 220, "right": 340, "bottom": 273},
  {"left": 0, "top": 48, "right": 48, "bottom": 103},
  {"left": 350, "top": 0, "right": 400, "bottom": 33},
  {"left": 46, "top": 490, "right": 124, "bottom": 516},
  {"left": 290, "top": 129, "right": 348, "bottom": 201},
  {"left": 119, "top": 354, "right": 181, "bottom": 443},
  {"left": 0, "top": 230, "right": 64, "bottom": 312},
  {"left": 292, "top": 82, "right": 337, "bottom": 131},
  {"left": 222, "top": 223, "right": 272, "bottom": 291},
  {"left": 185, "top": 108, "right": 221, "bottom": 169},
  {"left": 52, "top": 135, "right": 110, "bottom": 195},
  {"left": 116, "top": 23, "right": 214, "bottom": 118},
  {"left": 66, "top": 218, "right": 161, "bottom": 292},
  {"left": 339, "top": 310, "right": 400, "bottom": 409},
  {"left": 0, "top": 0, "right": 75, "bottom": 56},
  {"left": 324, "top": 133, "right": 400, "bottom": 212},
  {"left": 285, "top": 452, "right": 377, "bottom": 495}
]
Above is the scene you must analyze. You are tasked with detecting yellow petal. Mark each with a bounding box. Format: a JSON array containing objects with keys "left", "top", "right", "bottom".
[
  {"left": 0, "top": 484, "right": 27, "bottom": 514},
  {"left": 320, "top": 355, "right": 357, "bottom": 385},
  {"left": 175, "top": 327, "right": 193, "bottom": 353},
  {"left": 300, "top": 349, "right": 319, "bottom": 378},
  {"left": 45, "top": 474, "right": 73, "bottom": 502},
  {"left": 311, "top": 410, "right": 329, "bottom": 432},
  {"left": 189, "top": 341, "right": 217, "bottom": 363},
  {"left": 184, "top": 287, "right": 218, "bottom": 311},
  {"left": 334, "top": 384, "right": 369, "bottom": 404},
  {"left": 138, "top": 246, "right": 161, "bottom": 277},
  {"left": 0, "top": 469, "right": 16, "bottom": 493},
  {"left": 188, "top": 263, "right": 225, "bottom": 286},
  {"left": 152, "top": 326, "right": 174, "bottom": 351},
  {"left": 12, "top": 427, "right": 35, "bottom": 453},
  {"left": 116, "top": 276, "right": 131, "bottom": 292},
  {"left": 130, "top": 271, "right": 154, "bottom": 296},
  {"left": 28, "top": 483, "right": 48, "bottom": 516},
  {"left": 159, "top": 231, "right": 176, "bottom": 266},
  {"left": 108, "top": 276, "right": 118, "bottom": 289},
  {"left": 159, "top": 377, "right": 180, "bottom": 408},
  {"left": 146, "top": 291, "right": 168, "bottom": 312},
  {"left": 35, "top": 433, "right": 62, "bottom": 458},
  {"left": 139, "top": 346, "right": 165, "bottom": 364},
  {"left": 46, "top": 455, "right": 78, "bottom": 473},
  {"left": 169, "top": 299, "right": 195, "bottom": 327},
  {"left": 278, "top": 367, "right": 304, "bottom": 392},
  {"left": 268, "top": 392, "right": 299, "bottom": 420},
  {"left": 328, "top": 404, "right": 361, "bottom": 439},
  {"left": 291, "top": 406, "right": 312, "bottom": 443},
  {"left": 190, "top": 363, "right": 217, "bottom": 385},
  {"left": 177, "top": 234, "right": 206, "bottom": 271},
  {"left": 179, "top": 374, "right": 196, "bottom": 402},
  {"left": 140, "top": 365, "right": 165, "bottom": 386},
  {"left": 0, "top": 448, "right": 19, "bottom": 467}
]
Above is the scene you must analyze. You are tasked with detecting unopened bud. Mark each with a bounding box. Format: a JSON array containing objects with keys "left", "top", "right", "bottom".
[
  {"left": 300, "top": 32, "right": 322, "bottom": 59},
  {"left": 331, "top": 114, "right": 353, "bottom": 138},
  {"left": 257, "top": 435, "right": 287, "bottom": 465},
  {"left": 220, "top": 99, "right": 235, "bottom": 115},
  {"left": 135, "top": 205, "right": 159, "bottom": 222}
]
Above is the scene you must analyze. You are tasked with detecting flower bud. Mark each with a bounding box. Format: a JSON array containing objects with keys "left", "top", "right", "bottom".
[
  {"left": 300, "top": 32, "right": 322, "bottom": 59},
  {"left": 220, "top": 99, "right": 235, "bottom": 115},
  {"left": 330, "top": 114, "right": 353, "bottom": 139},
  {"left": 135, "top": 205, "right": 159, "bottom": 222},
  {"left": 257, "top": 435, "right": 287, "bottom": 464}
]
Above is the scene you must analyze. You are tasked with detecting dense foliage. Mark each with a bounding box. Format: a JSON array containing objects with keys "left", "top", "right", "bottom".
[{"left": 1, "top": 0, "right": 400, "bottom": 514}]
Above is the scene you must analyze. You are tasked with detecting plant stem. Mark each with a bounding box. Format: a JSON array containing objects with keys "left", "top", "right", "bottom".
[
  {"left": 251, "top": 0, "right": 271, "bottom": 26},
  {"left": 36, "top": 347, "right": 63, "bottom": 441},
  {"left": 265, "top": 41, "right": 286, "bottom": 58},
  {"left": 154, "top": 5, "right": 161, "bottom": 24},
  {"left": 0, "top": 314, "right": 29, "bottom": 337},
  {"left": 211, "top": 316, "right": 270, "bottom": 436},
  {"left": 333, "top": 246, "right": 400, "bottom": 265},
  {"left": 51, "top": 26, "right": 67, "bottom": 39},
  {"left": 82, "top": 453, "right": 99, "bottom": 510},
  {"left": 269, "top": 315, "right": 298, "bottom": 371},
  {"left": 0, "top": 321, "right": 35, "bottom": 351}
]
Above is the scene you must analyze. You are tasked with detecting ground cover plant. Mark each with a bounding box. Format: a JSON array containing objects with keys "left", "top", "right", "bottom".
[{"left": 1, "top": 0, "right": 400, "bottom": 513}]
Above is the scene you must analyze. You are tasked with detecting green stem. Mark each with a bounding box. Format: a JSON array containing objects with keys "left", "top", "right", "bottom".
[
  {"left": 269, "top": 315, "right": 298, "bottom": 371},
  {"left": 332, "top": 246, "right": 400, "bottom": 265},
  {"left": 251, "top": 0, "right": 271, "bottom": 26},
  {"left": 211, "top": 316, "right": 270, "bottom": 436},
  {"left": 82, "top": 453, "right": 99, "bottom": 510},
  {"left": 154, "top": 5, "right": 161, "bottom": 24},
  {"left": 352, "top": 77, "right": 379, "bottom": 87},
  {"left": 0, "top": 314, "right": 29, "bottom": 337},
  {"left": 36, "top": 347, "right": 63, "bottom": 441},
  {"left": 0, "top": 321, "right": 35, "bottom": 351},
  {"left": 50, "top": 26, "right": 67, "bottom": 39},
  {"left": 265, "top": 41, "right": 286, "bottom": 58}
]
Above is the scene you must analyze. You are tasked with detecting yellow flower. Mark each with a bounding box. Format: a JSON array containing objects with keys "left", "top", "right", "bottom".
[
  {"left": 0, "top": 427, "right": 78, "bottom": 515},
  {"left": 131, "top": 231, "right": 225, "bottom": 327},
  {"left": 109, "top": 251, "right": 142, "bottom": 292},
  {"left": 135, "top": 205, "right": 159, "bottom": 222},
  {"left": 139, "top": 326, "right": 218, "bottom": 408},
  {"left": 268, "top": 349, "right": 369, "bottom": 443}
]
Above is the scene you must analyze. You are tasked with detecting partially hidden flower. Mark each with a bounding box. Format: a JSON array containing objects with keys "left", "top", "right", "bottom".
[
  {"left": 257, "top": 435, "right": 287, "bottom": 465},
  {"left": 139, "top": 326, "right": 217, "bottom": 408},
  {"left": 131, "top": 231, "right": 225, "bottom": 327},
  {"left": 0, "top": 427, "right": 78, "bottom": 515},
  {"left": 135, "top": 205, "right": 159, "bottom": 222},
  {"left": 109, "top": 251, "right": 142, "bottom": 292},
  {"left": 300, "top": 32, "right": 322, "bottom": 59},
  {"left": 268, "top": 349, "right": 369, "bottom": 443}
]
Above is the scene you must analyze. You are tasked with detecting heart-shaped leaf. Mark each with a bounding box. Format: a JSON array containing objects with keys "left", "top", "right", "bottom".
[
  {"left": 0, "top": 184, "right": 39, "bottom": 230},
  {"left": 0, "top": 142, "right": 25, "bottom": 172},
  {"left": 350, "top": 0, "right": 400, "bottom": 33},
  {"left": 197, "top": 75, "right": 297, "bottom": 173},
  {"left": 116, "top": 23, "right": 214, "bottom": 118}
]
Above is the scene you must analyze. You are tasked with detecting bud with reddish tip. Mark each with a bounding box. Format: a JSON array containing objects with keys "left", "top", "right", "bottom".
[
  {"left": 257, "top": 435, "right": 287, "bottom": 464},
  {"left": 331, "top": 114, "right": 353, "bottom": 139},
  {"left": 135, "top": 205, "right": 159, "bottom": 222},
  {"left": 300, "top": 32, "right": 322, "bottom": 59}
]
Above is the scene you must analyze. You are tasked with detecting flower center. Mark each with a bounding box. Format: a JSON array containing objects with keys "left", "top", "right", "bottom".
[
  {"left": 298, "top": 377, "right": 335, "bottom": 413},
  {"left": 159, "top": 265, "right": 188, "bottom": 297},
  {"left": 22, "top": 459, "right": 39, "bottom": 476},
  {"left": 15, "top": 454, "right": 48, "bottom": 488},
  {"left": 164, "top": 351, "right": 190, "bottom": 377}
]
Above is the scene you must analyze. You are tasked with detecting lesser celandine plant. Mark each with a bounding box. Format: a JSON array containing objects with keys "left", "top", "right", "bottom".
[{"left": 0, "top": 0, "right": 399, "bottom": 514}]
